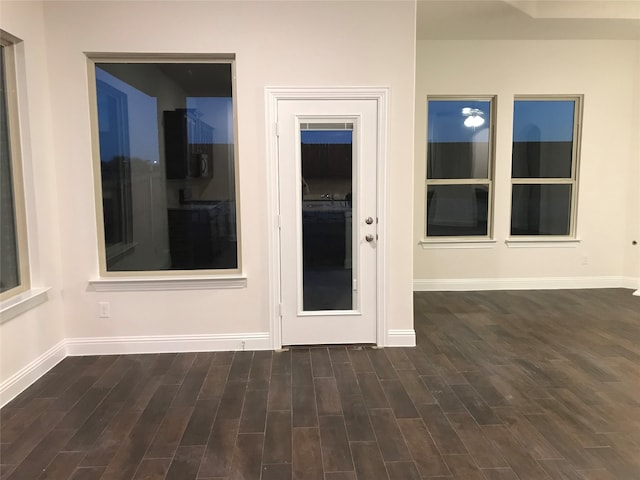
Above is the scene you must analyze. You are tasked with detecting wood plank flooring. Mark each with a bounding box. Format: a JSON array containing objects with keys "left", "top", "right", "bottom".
[{"left": 1, "top": 288, "right": 640, "bottom": 479}]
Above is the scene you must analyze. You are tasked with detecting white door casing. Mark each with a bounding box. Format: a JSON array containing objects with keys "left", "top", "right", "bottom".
[{"left": 265, "top": 88, "right": 389, "bottom": 348}]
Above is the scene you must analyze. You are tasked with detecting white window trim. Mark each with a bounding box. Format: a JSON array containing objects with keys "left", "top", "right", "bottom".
[
  {"left": 86, "top": 53, "right": 243, "bottom": 281},
  {"left": 505, "top": 238, "right": 581, "bottom": 248},
  {"left": 88, "top": 275, "right": 247, "bottom": 292},
  {"left": 510, "top": 95, "right": 583, "bottom": 240},
  {"left": 0, "top": 287, "right": 50, "bottom": 324},
  {"left": 419, "top": 239, "right": 497, "bottom": 249},
  {"left": 0, "top": 31, "right": 31, "bottom": 303},
  {"left": 424, "top": 95, "right": 497, "bottom": 242}
]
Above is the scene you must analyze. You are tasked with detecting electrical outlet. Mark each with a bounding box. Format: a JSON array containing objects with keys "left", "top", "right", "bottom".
[
  {"left": 99, "top": 301, "right": 110, "bottom": 318},
  {"left": 581, "top": 255, "right": 589, "bottom": 266}
]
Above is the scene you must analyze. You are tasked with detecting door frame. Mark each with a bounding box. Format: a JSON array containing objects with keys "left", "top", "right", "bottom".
[{"left": 265, "top": 87, "right": 390, "bottom": 349}]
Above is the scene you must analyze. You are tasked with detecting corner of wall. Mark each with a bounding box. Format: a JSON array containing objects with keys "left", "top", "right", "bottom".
[
  {"left": 0, "top": 340, "right": 66, "bottom": 408},
  {"left": 0, "top": 0, "right": 68, "bottom": 392}
]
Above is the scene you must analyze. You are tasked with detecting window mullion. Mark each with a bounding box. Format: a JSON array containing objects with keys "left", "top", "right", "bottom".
[
  {"left": 427, "top": 178, "right": 491, "bottom": 185},
  {"left": 511, "top": 178, "right": 574, "bottom": 185}
]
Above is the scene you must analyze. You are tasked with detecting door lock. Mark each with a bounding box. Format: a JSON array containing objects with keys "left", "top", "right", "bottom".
[
  {"left": 365, "top": 234, "right": 375, "bottom": 242},
  {"left": 365, "top": 217, "right": 374, "bottom": 225}
]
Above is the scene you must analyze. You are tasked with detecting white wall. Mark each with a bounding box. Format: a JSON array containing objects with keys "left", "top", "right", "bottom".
[
  {"left": 36, "top": 2, "right": 415, "bottom": 344},
  {"left": 0, "top": 1, "right": 66, "bottom": 400},
  {"left": 414, "top": 40, "right": 640, "bottom": 289}
]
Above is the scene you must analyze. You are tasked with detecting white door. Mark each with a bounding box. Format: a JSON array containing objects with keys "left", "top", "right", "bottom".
[{"left": 277, "top": 98, "right": 378, "bottom": 345}]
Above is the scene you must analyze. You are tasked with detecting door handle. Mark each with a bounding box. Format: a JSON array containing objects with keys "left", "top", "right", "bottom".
[
  {"left": 365, "top": 217, "right": 374, "bottom": 225},
  {"left": 365, "top": 234, "right": 375, "bottom": 242}
]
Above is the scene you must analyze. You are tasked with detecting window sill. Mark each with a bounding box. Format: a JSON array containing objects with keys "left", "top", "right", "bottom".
[
  {"left": 88, "top": 275, "right": 247, "bottom": 292},
  {"left": 419, "top": 239, "right": 496, "bottom": 249},
  {"left": 0, "top": 287, "right": 51, "bottom": 325},
  {"left": 505, "top": 238, "right": 581, "bottom": 248}
]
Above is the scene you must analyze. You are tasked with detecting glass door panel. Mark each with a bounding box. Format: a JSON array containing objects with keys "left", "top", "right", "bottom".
[{"left": 300, "top": 123, "right": 354, "bottom": 312}]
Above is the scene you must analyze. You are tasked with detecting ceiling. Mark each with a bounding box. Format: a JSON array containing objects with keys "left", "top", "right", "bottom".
[{"left": 417, "top": 0, "right": 640, "bottom": 40}]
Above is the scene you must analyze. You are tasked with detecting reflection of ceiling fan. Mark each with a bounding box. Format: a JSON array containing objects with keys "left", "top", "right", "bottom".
[{"left": 462, "top": 107, "right": 485, "bottom": 127}]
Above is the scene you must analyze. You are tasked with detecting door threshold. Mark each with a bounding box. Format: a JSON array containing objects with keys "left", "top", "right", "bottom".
[{"left": 284, "top": 343, "right": 378, "bottom": 350}]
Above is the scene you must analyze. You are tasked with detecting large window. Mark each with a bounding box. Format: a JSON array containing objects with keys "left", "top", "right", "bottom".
[
  {"left": 90, "top": 58, "right": 239, "bottom": 274},
  {"left": 0, "top": 34, "right": 29, "bottom": 300},
  {"left": 511, "top": 97, "right": 582, "bottom": 237},
  {"left": 425, "top": 97, "right": 495, "bottom": 238}
]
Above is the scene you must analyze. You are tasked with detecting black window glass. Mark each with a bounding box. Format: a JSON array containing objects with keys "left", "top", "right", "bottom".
[
  {"left": 512, "top": 100, "right": 575, "bottom": 178},
  {"left": 0, "top": 45, "right": 20, "bottom": 293},
  {"left": 94, "top": 62, "right": 237, "bottom": 272},
  {"left": 511, "top": 184, "right": 572, "bottom": 236},
  {"left": 427, "top": 100, "right": 491, "bottom": 179},
  {"left": 427, "top": 184, "right": 489, "bottom": 237}
]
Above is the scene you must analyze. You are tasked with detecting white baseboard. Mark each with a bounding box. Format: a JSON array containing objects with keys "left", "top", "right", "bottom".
[
  {"left": 65, "top": 332, "right": 272, "bottom": 356},
  {"left": 386, "top": 329, "right": 416, "bottom": 347},
  {"left": 0, "top": 340, "right": 67, "bottom": 408},
  {"left": 414, "top": 276, "right": 638, "bottom": 292}
]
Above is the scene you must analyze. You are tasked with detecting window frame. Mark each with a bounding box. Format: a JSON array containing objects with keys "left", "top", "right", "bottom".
[
  {"left": 0, "top": 31, "right": 30, "bottom": 302},
  {"left": 423, "top": 95, "right": 497, "bottom": 242},
  {"left": 86, "top": 53, "right": 242, "bottom": 278},
  {"left": 509, "top": 95, "right": 583, "bottom": 240}
]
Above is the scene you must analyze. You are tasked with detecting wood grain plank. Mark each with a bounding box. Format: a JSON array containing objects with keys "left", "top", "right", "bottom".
[
  {"left": 292, "top": 427, "right": 323, "bottom": 480},
  {"left": 145, "top": 406, "right": 193, "bottom": 458},
  {"left": 318, "top": 415, "right": 353, "bottom": 472},
  {"left": 397, "top": 418, "right": 450, "bottom": 477},
  {"left": 261, "top": 463, "right": 292, "bottom": 480},
  {"left": 248, "top": 350, "right": 272, "bottom": 391},
  {"left": 132, "top": 458, "right": 171, "bottom": 480},
  {"left": 180, "top": 399, "right": 219, "bottom": 446},
  {"left": 228, "top": 433, "right": 264, "bottom": 480},
  {"left": 37, "top": 451, "right": 85, "bottom": 479},
  {"left": 447, "top": 412, "right": 509, "bottom": 469},
  {"left": 367, "top": 349, "right": 398, "bottom": 380},
  {"left": 380, "top": 379, "right": 419, "bottom": 418},
  {"left": 310, "top": 348, "right": 333, "bottom": 378},
  {"left": 165, "top": 445, "right": 205, "bottom": 480},
  {"left": 357, "top": 372, "right": 389, "bottom": 409},
  {"left": 385, "top": 461, "right": 421, "bottom": 480},
  {"left": 368, "top": 408, "right": 412, "bottom": 462},
  {"left": 417, "top": 403, "right": 467, "bottom": 454},
  {"left": 239, "top": 388, "right": 268, "bottom": 433},
  {"left": 443, "top": 454, "right": 485, "bottom": 480},
  {"left": 350, "top": 442, "right": 389, "bottom": 480},
  {"left": 268, "top": 374, "right": 292, "bottom": 411},
  {"left": 198, "top": 418, "right": 239, "bottom": 478},
  {"left": 263, "top": 410, "right": 292, "bottom": 465},
  {"left": 314, "top": 377, "right": 342, "bottom": 416}
]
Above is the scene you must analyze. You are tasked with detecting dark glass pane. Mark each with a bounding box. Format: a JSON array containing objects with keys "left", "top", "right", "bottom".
[
  {"left": 95, "top": 63, "right": 237, "bottom": 272},
  {"left": 0, "top": 46, "right": 20, "bottom": 293},
  {"left": 426, "top": 185, "right": 489, "bottom": 237},
  {"left": 511, "top": 184, "right": 572, "bottom": 235},
  {"left": 512, "top": 100, "right": 575, "bottom": 178},
  {"left": 427, "top": 100, "right": 491, "bottom": 179},
  {"left": 301, "top": 129, "right": 353, "bottom": 311}
]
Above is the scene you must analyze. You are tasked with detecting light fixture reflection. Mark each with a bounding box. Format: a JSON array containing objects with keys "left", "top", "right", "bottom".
[
  {"left": 462, "top": 107, "right": 485, "bottom": 128},
  {"left": 464, "top": 115, "right": 485, "bottom": 128}
]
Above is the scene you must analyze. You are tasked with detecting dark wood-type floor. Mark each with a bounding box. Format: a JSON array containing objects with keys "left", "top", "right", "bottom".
[{"left": 2, "top": 288, "right": 640, "bottom": 479}]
